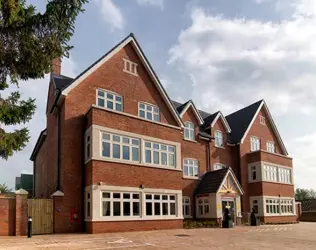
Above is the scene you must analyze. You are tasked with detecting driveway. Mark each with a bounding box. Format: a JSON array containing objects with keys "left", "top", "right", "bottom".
[{"left": 0, "top": 222, "right": 315, "bottom": 249}]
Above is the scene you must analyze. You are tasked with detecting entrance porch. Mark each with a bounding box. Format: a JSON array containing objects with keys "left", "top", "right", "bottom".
[{"left": 194, "top": 167, "right": 244, "bottom": 225}]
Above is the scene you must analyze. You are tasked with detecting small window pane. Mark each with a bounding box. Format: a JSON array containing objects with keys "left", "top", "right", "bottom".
[
  {"left": 154, "top": 195, "right": 160, "bottom": 200},
  {"left": 147, "top": 105, "right": 152, "bottom": 111},
  {"left": 113, "top": 144, "right": 120, "bottom": 159},
  {"left": 123, "top": 202, "right": 130, "bottom": 216},
  {"left": 102, "top": 142, "right": 110, "bottom": 157},
  {"left": 132, "top": 148, "right": 139, "bottom": 161},
  {"left": 113, "top": 193, "right": 120, "bottom": 198},
  {"left": 113, "top": 202, "right": 121, "bottom": 216},
  {"left": 161, "top": 153, "right": 167, "bottom": 165},
  {"left": 139, "top": 103, "right": 145, "bottom": 109},
  {"left": 98, "top": 90, "right": 105, "bottom": 97},
  {"left": 170, "top": 203, "right": 176, "bottom": 215},
  {"left": 102, "top": 192, "right": 110, "bottom": 198},
  {"left": 107, "top": 101, "right": 114, "bottom": 109},
  {"left": 147, "top": 112, "right": 152, "bottom": 120},
  {"left": 123, "top": 193, "right": 130, "bottom": 199},
  {"left": 113, "top": 135, "right": 120, "bottom": 142},
  {"left": 161, "top": 145, "right": 167, "bottom": 151},
  {"left": 153, "top": 143, "right": 159, "bottom": 149},
  {"left": 98, "top": 98, "right": 105, "bottom": 107},
  {"left": 107, "top": 93, "right": 113, "bottom": 99},
  {"left": 154, "top": 114, "right": 159, "bottom": 121},
  {"left": 133, "top": 202, "right": 140, "bottom": 215},
  {"left": 146, "top": 202, "right": 152, "bottom": 215},
  {"left": 102, "top": 201, "right": 110, "bottom": 216},
  {"left": 102, "top": 133, "right": 110, "bottom": 140},
  {"left": 133, "top": 194, "right": 139, "bottom": 199},
  {"left": 115, "top": 96, "right": 122, "bottom": 102},
  {"left": 169, "top": 154, "right": 175, "bottom": 167},
  {"left": 184, "top": 166, "right": 188, "bottom": 176},
  {"left": 145, "top": 142, "right": 151, "bottom": 148},
  {"left": 123, "top": 146, "right": 130, "bottom": 160},
  {"left": 123, "top": 137, "right": 129, "bottom": 143},
  {"left": 145, "top": 150, "right": 151, "bottom": 163},
  {"left": 163, "top": 203, "right": 168, "bottom": 215},
  {"left": 154, "top": 203, "right": 161, "bottom": 215},
  {"left": 132, "top": 139, "right": 139, "bottom": 145},
  {"left": 153, "top": 151, "right": 159, "bottom": 164},
  {"left": 170, "top": 195, "right": 175, "bottom": 200},
  {"left": 146, "top": 194, "right": 152, "bottom": 199},
  {"left": 162, "top": 195, "right": 168, "bottom": 200},
  {"left": 140, "top": 110, "right": 145, "bottom": 118},
  {"left": 115, "top": 103, "right": 122, "bottom": 111}
]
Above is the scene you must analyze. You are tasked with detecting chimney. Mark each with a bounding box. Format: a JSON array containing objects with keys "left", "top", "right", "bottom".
[{"left": 51, "top": 58, "right": 61, "bottom": 76}]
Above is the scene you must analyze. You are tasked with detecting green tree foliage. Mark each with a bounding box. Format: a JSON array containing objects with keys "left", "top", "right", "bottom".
[
  {"left": 0, "top": 183, "right": 11, "bottom": 193},
  {"left": 295, "top": 188, "right": 316, "bottom": 200},
  {"left": 0, "top": 0, "right": 87, "bottom": 159}
]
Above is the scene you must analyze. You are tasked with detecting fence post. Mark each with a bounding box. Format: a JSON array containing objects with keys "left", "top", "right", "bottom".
[{"left": 15, "top": 189, "right": 28, "bottom": 236}]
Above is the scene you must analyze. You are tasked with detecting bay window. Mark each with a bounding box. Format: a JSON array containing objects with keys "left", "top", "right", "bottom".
[
  {"left": 145, "top": 194, "right": 176, "bottom": 217},
  {"left": 144, "top": 141, "right": 176, "bottom": 168},
  {"left": 263, "top": 165, "right": 278, "bottom": 182}
]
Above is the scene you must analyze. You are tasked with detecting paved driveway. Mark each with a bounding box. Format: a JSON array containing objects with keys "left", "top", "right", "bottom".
[{"left": 0, "top": 222, "right": 315, "bottom": 249}]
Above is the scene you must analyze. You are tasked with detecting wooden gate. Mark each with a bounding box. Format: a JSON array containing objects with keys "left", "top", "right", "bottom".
[{"left": 28, "top": 199, "right": 54, "bottom": 235}]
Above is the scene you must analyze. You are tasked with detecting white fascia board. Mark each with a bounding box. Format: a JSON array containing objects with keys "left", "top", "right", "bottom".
[{"left": 179, "top": 102, "right": 204, "bottom": 125}]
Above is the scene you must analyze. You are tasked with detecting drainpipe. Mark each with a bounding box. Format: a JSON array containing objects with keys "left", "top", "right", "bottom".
[
  {"left": 206, "top": 141, "right": 211, "bottom": 172},
  {"left": 81, "top": 116, "right": 87, "bottom": 232},
  {"left": 57, "top": 106, "right": 61, "bottom": 191}
]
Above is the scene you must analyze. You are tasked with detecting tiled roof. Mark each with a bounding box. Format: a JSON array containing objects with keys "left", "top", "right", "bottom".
[
  {"left": 225, "top": 100, "right": 263, "bottom": 144},
  {"left": 195, "top": 168, "right": 230, "bottom": 195},
  {"left": 52, "top": 74, "right": 73, "bottom": 91}
]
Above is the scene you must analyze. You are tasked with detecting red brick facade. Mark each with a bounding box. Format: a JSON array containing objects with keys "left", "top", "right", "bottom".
[
  {"left": 0, "top": 197, "right": 16, "bottom": 236},
  {"left": 31, "top": 34, "right": 295, "bottom": 234}
]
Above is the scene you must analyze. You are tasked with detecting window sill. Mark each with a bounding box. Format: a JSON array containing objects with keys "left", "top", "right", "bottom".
[
  {"left": 91, "top": 157, "right": 182, "bottom": 172},
  {"left": 262, "top": 180, "right": 293, "bottom": 186},
  {"left": 182, "top": 176, "right": 199, "bottom": 180},
  {"left": 264, "top": 213, "right": 295, "bottom": 217},
  {"left": 183, "top": 138, "right": 197, "bottom": 143},
  {"left": 85, "top": 216, "right": 184, "bottom": 222},
  {"left": 215, "top": 145, "right": 225, "bottom": 149}
]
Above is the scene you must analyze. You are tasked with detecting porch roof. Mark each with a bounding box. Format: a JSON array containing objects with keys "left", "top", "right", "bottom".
[{"left": 194, "top": 168, "right": 244, "bottom": 195}]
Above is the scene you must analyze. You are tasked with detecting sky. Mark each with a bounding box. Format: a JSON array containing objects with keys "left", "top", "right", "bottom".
[{"left": 1, "top": 0, "right": 316, "bottom": 190}]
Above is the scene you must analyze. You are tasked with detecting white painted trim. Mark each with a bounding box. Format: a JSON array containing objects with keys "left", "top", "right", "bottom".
[
  {"left": 182, "top": 196, "right": 191, "bottom": 218},
  {"left": 90, "top": 105, "right": 181, "bottom": 130},
  {"left": 138, "top": 101, "right": 160, "bottom": 122},
  {"left": 85, "top": 185, "right": 183, "bottom": 222},
  {"left": 90, "top": 124, "right": 182, "bottom": 171},
  {"left": 51, "top": 190, "right": 64, "bottom": 197},
  {"left": 214, "top": 130, "right": 225, "bottom": 148},
  {"left": 183, "top": 158, "right": 199, "bottom": 179},
  {"left": 216, "top": 169, "right": 244, "bottom": 195},
  {"left": 123, "top": 58, "right": 138, "bottom": 76},
  {"left": 240, "top": 101, "right": 288, "bottom": 155},
  {"left": 179, "top": 102, "right": 204, "bottom": 125},
  {"left": 207, "top": 112, "right": 232, "bottom": 133},
  {"left": 61, "top": 35, "right": 183, "bottom": 128},
  {"left": 15, "top": 189, "right": 28, "bottom": 195}
]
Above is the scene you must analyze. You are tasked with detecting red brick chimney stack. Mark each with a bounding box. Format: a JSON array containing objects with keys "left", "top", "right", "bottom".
[{"left": 51, "top": 58, "right": 61, "bottom": 76}]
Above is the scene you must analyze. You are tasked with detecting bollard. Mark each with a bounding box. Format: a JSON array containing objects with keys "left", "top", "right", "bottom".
[{"left": 27, "top": 216, "right": 32, "bottom": 238}]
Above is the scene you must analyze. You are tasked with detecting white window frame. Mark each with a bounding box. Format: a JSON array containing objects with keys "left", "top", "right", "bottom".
[
  {"left": 138, "top": 102, "right": 160, "bottom": 122},
  {"left": 278, "top": 167, "right": 291, "bottom": 184},
  {"left": 263, "top": 164, "right": 278, "bottom": 182},
  {"left": 183, "top": 159, "right": 199, "bottom": 178},
  {"left": 101, "top": 132, "right": 140, "bottom": 162},
  {"left": 182, "top": 197, "right": 191, "bottom": 217},
  {"left": 213, "top": 163, "right": 226, "bottom": 171},
  {"left": 252, "top": 199, "right": 259, "bottom": 214},
  {"left": 214, "top": 130, "right": 224, "bottom": 148},
  {"left": 250, "top": 136, "right": 260, "bottom": 151},
  {"left": 197, "top": 197, "right": 210, "bottom": 216},
  {"left": 260, "top": 115, "right": 266, "bottom": 125},
  {"left": 280, "top": 199, "right": 294, "bottom": 215},
  {"left": 184, "top": 122, "right": 195, "bottom": 141},
  {"left": 101, "top": 191, "right": 141, "bottom": 218},
  {"left": 86, "top": 192, "right": 91, "bottom": 218},
  {"left": 143, "top": 141, "right": 176, "bottom": 168},
  {"left": 123, "top": 58, "right": 138, "bottom": 76},
  {"left": 265, "top": 198, "right": 280, "bottom": 215},
  {"left": 145, "top": 193, "right": 177, "bottom": 217},
  {"left": 250, "top": 166, "right": 257, "bottom": 181},
  {"left": 265, "top": 197, "right": 295, "bottom": 216},
  {"left": 266, "top": 141, "right": 275, "bottom": 153},
  {"left": 96, "top": 89, "right": 123, "bottom": 112}
]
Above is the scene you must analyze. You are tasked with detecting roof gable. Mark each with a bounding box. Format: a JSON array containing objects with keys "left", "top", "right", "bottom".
[
  {"left": 205, "top": 111, "right": 231, "bottom": 133},
  {"left": 178, "top": 100, "right": 204, "bottom": 125},
  {"left": 59, "top": 33, "right": 183, "bottom": 128},
  {"left": 195, "top": 168, "right": 243, "bottom": 195}
]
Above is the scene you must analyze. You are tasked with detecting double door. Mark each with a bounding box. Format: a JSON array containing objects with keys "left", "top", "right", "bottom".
[{"left": 222, "top": 199, "right": 235, "bottom": 223}]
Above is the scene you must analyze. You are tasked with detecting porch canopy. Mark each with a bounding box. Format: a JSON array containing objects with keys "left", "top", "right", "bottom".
[{"left": 194, "top": 168, "right": 244, "bottom": 223}]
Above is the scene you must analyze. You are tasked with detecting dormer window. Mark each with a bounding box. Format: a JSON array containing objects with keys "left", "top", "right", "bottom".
[
  {"left": 184, "top": 122, "right": 195, "bottom": 141},
  {"left": 123, "top": 59, "right": 138, "bottom": 76},
  {"left": 260, "top": 115, "right": 266, "bottom": 125},
  {"left": 214, "top": 130, "right": 224, "bottom": 147}
]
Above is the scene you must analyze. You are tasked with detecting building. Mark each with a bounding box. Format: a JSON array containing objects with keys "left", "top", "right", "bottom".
[
  {"left": 15, "top": 174, "right": 33, "bottom": 197},
  {"left": 30, "top": 33, "right": 295, "bottom": 234}
]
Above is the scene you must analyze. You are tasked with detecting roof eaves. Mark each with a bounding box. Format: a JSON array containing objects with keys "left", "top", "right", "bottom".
[{"left": 30, "top": 129, "right": 47, "bottom": 161}]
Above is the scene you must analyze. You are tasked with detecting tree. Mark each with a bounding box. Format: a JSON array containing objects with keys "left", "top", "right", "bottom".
[
  {"left": 0, "top": 0, "right": 88, "bottom": 159},
  {"left": 0, "top": 183, "right": 11, "bottom": 193},
  {"left": 295, "top": 188, "right": 316, "bottom": 200}
]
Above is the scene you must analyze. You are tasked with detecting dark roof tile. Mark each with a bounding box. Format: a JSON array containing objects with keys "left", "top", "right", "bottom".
[{"left": 195, "top": 168, "right": 229, "bottom": 195}]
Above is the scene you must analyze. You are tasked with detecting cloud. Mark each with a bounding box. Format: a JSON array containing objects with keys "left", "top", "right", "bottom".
[
  {"left": 290, "top": 132, "right": 316, "bottom": 189},
  {"left": 136, "top": 0, "right": 164, "bottom": 10},
  {"left": 93, "top": 0, "right": 125, "bottom": 31},
  {"left": 168, "top": 2, "right": 316, "bottom": 116},
  {"left": 0, "top": 57, "right": 77, "bottom": 189}
]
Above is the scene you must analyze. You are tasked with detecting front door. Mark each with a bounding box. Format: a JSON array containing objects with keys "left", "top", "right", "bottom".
[{"left": 222, "top": 199, "right": 235, "bottom": 224}]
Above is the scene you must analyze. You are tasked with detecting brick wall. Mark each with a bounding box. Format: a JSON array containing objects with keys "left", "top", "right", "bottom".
[
  {"left": 0, "top": 197, "right": 16, "bottom": 236},
  {"left": 260, "top": 216, "right": 297, "bottom": 224},
  {"left": 86, "top": 220, "right": 183, "bottom": 234},
  {"left": 300, "top": 212, "right": 316, "bottom": 222}
]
